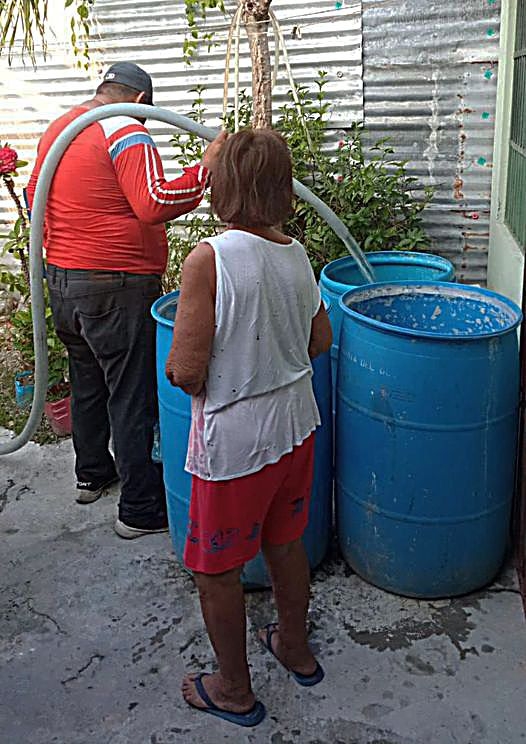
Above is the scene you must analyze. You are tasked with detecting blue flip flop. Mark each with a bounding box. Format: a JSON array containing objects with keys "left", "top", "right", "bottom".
[
  {"left": 260, "top": 623, "right": 325, "bottom": 687},
  {"left": 186, "top": 673, "right": 266, "bottom": 728}
]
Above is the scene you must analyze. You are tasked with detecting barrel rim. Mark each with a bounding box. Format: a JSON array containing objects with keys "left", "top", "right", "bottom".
[
  {"left": 338, "top": 280, "right": 523, "bottom": 340},
  {"left": 320, "top": 251, "right": 454, "bottom": 295},
  {"left": 153, "top": 290, "right": 332, "bottom": 324},
  {"left": 151, "top": 290, "right": 180, "bottom": 328}
]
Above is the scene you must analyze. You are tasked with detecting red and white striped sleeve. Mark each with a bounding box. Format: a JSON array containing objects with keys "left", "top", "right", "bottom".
[{"left": 100, "top": 117, "right": 208, "bottom": 224}]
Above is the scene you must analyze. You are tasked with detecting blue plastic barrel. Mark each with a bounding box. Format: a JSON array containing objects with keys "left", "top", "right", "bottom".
[
  {"left": 152, "top": 292, "right": 332, "bottom": 589},
  {"left": 320, "top": 252, "right": 455, "bottom": 399},
  {"left": 336, "top": 281, "right": 522, "bottom": 598}
]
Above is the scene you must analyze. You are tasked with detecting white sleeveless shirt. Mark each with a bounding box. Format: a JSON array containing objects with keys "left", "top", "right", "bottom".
[{"left": 185, "top": 229, "right": 321, "bottom": 481}]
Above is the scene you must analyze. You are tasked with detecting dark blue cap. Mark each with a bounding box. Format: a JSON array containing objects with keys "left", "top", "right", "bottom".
[{"left": 102, "top": 62, "right": 153, "bottom": 104}]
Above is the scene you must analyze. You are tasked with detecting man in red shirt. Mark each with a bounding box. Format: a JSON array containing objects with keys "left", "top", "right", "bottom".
[{"left": 27, "top": 62, "right": 226, "bottom": 538}]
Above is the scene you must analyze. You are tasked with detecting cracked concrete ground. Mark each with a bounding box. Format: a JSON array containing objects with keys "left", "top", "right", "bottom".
[{"left": 1, "top": 431, "right": 525, "bottom": 744}]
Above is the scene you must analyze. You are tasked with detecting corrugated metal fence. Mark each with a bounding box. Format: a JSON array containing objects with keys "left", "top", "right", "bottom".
[
  {"left": 0, "top": 0, "right": 362, "bottom": 229},
  {"left": 362, "top": 0, "right": 501, "bottom": 283},
  {"left": 1, "top": 0, "right": 501, "bottom": 283}
]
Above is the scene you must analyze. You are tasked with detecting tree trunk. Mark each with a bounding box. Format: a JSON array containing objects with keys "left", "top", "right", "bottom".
[{"left": 241, "top": 0, "right": 273, "bottom": 129}]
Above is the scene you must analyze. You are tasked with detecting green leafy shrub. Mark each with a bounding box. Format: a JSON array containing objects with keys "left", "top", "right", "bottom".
[
  {"left": 0, "top": 146, "right": 69, "bottom": 391},
  {"left": 276, "top": 72, "right": 433, "bottom": 275},
  {"left": 165, "top": 73, "right": 433, "bottom": 286},
  {"left": 183, "top": 0, "right": 226, "bottom": 65},
  {"left": 9, "top": 294, "right": 68, "bottom": 388},
  {"left": 165, "top": 215, "right": 220, "bottom": 292}
]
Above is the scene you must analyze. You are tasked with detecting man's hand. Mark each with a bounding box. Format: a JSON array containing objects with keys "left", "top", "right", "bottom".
[{"left": 201, "top": 131, "right": 228, "bottom": 173}]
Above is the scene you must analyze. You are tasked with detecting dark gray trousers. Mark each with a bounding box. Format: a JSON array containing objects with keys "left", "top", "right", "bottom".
[{"left": 47, "top": 265, "right": 166, "bottom": 524}]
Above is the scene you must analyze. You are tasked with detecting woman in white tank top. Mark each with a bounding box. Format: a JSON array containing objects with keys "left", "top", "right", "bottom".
[{"left": 166, "top": 129, "right": 332, "bottom": 727}]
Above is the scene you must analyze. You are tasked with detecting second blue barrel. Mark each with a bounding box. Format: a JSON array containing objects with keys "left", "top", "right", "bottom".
[
  {"left": 336, "top": 281, "right": 521, "bottom": 598},
  {"left": 152, "top": 291, "right": 332, "bottom": 589},
  {"left": 320, "top": 252, "right": 455, "bottom": 398}
]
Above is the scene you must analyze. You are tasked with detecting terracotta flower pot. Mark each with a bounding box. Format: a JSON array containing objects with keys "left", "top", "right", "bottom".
[{"left": 44, "top": 395, "right": 72, "bottom": 437}]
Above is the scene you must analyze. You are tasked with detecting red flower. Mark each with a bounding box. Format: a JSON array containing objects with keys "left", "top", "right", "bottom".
[
  {"left": 0, "top": 146, "right": 19, "bottom": 176},
  {"left": 338, "top": 140, "right": 345, "bottom": 148}
]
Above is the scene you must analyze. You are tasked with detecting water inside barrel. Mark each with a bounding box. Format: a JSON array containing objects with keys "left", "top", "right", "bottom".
[{"left": 344, "top": 284, "right": 520, "bottom": 337}]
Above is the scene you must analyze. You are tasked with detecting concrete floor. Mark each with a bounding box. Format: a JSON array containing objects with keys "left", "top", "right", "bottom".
[{"left": 1, "top": 431, "right": 525, "bottom": 744}]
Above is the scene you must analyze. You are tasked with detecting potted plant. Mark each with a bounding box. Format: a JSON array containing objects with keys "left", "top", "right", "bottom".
[
  {"left": 0, "top": 144, "right": 33, "bottom": 408},
  {"left": 9, "top": 286, "right": 71, "bottom": 435},
  {"left": 43, "top": 304, "right": 71, "bottom": 437}
]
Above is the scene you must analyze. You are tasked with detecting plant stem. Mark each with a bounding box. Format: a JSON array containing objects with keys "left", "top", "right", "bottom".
[{"left": 2, "top": 174, "right": 30, "bottom": 287}]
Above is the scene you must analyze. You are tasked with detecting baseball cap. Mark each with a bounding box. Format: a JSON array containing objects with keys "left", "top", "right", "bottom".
[{"left": 102, "top": 62, "right": 154, "bottom": 104}]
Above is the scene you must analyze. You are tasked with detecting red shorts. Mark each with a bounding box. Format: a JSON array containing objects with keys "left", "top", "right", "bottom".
[{"left": 184, "top": 433, "right": 315, "bottom": 575}]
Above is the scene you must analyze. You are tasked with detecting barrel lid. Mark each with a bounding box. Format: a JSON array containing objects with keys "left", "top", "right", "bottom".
[{"left": 339, "top": 281, "right": 522, "bottom": 340}]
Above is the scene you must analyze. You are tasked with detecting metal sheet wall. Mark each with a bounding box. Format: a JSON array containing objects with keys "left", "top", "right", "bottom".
[
  {"left": 362, "top": 0, "right": 501, "bottom": 284},
  {"left": 0, "top": 0, "right": 362, "bottom": 231},
  {"left": 2, "top": 1, "right": 500, "bottom": 284}
]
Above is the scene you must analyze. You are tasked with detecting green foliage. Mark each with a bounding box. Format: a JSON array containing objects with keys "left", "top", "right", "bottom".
[
  {"left": 0, "top": 183, "right": 68, "bottom": 390},
  {"left": 1, "top": 256, "right": 69, "bottom": 388},
  {"left": 165, "top": 215, "right": 220, "bottom": 292},
  {"left": 0, "top": 0, "right": 223, "bottom": 70},
  {"left": 0, "top": 0, "right": 93, "bottom": 68},
  {"left": 277, "top": 72, "right": 433, "bottom": 275},
  {"left": 183, "top": 0, "right": 226, "bottom": 65},
  {"left": 0, "top": 216, "right": 30, "bottom": 285},
  {"left": 65, "top": 0, "right": 94, "bottom": 70},
  {"left": 0, "top": 0, "right": 48, "bottom": 64},
  {"left": 165, "top": 74, "right": 433, "bottom": 283},
  {"left": 0, "top": 263, "right": 27, "bottom": 298},
  {"left": 170, "top": 85, "right": 208, "bottom": 165},
  {"left": 222, "top": 89, "right": 253, "bottom": 132},
  {"left": 274, "top": 70, "right": 330, "bottom": 184},
  {"left": 10, "top": 294, "right": 68, "bottom": 387},
  {"left": 165, "top": 85, "right": 221, "bottom": 290}
]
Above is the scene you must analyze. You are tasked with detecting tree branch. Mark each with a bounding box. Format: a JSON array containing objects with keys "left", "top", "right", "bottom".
[{"left": 241, "top": 0, "right": 273, "bottom": 129}]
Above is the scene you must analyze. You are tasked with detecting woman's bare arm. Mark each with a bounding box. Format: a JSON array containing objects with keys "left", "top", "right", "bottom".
[{"left": 165, "top": 241, "right": 216, "bottom": 396}]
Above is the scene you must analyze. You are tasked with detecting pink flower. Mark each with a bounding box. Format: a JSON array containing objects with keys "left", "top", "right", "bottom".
[
  {"left": 0, "top": 146, "right": 19, "bottom": 176},
  {"left": 338, "top": 140, "right": 345, "bottom": 149},
  {"left": 334, "top": 174, "right": 344, "bottom": 183}
]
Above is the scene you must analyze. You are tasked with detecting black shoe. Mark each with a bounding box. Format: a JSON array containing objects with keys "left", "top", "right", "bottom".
[
  {"left": 76, "top": 476, "right": 119, "bottom": 504},
  {"left": 113, "top": 515, "right": 169, "bottom": 539}
]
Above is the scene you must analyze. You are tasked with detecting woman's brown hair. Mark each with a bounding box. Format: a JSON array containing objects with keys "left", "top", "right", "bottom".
[{"left": 211, "top": 129, "right": 293, "bottom": 227}]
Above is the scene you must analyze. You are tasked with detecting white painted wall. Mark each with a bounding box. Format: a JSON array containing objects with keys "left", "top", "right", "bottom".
[{"left": 487, "top": 0, "right": 524, "bottom": 306}]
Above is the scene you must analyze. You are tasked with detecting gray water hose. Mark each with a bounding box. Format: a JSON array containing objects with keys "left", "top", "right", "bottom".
[{"left": 0, "top": 102, "right": 374, "bottom": 454}]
